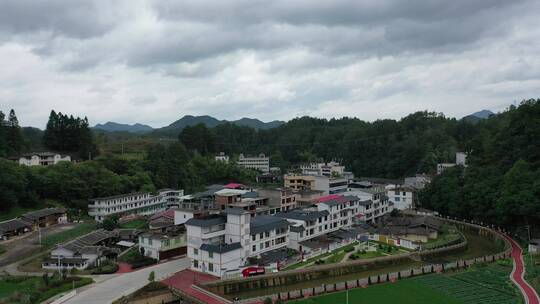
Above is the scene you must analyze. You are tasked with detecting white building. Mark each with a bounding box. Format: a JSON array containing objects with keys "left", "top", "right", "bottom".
[
  {"left": 88, "top": 189, "right": 184, "bottom": 222},
  {"left": 138, "top": 231, "right": 187, "bottom": 261},
  {"left": 275, "top": 195, "right": 364, "bottom": 252},
  {"left": 529, "top": 239, "right": 540, "bottom": 255},
  {"left": 18, "top": 152, "right": 71, "bottom": 166},
  {"left": 348, "top": 187, "right": 393, "bottom": 223},
  {"left": 437, "top": 152, "right": 468, "bottom": 174},
  {"left": 300, "top": 161, "right": 346, "bottom": 177},
  {"left": 237, "top": 153, "right": 270, "bottom": 173},
  {"left": 456, "top": 152, "right": 467, "bottom": 166},
  {"left": 387, "top": 186, "right": 415, "bottom": 210},
  {"left": 42, "top": 230, "right": 118, "bottom": 270},
  {"left": 284, "top": 174, "right": 350, "bottom": 195},
  {"left": 215, "top": 152, "right": 230, "bottom": 163},
  {"left": 185, "top": 208, "right": 289, "bottom": 278}
]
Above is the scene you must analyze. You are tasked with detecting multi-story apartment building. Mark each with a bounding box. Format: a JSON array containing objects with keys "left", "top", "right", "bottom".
[
  {"left": 88, "top": 189, "right": 184, "bottom": 222},
  {"left": 18, "top": 152, "right": 71, "bottom": 166},
  {"left": 275, "top": 195, "right": 362, "bottom": 252},
  {"left": 387, "top": 186, "right": 415, "bottom": 210},
  {"left": 284, "top": 174, "right": 349, "bottom": 195},
  {"left": 185, "top": 208, "right": 289, "bottom": 278},
  {"left": 237, "top": 153, "right": 270, "bottom": 173},
  {"left": 300, "top": 161, "right": 346, "bottom": 177},
  {"left": 349, "top": 187, "right": 393, "bottom": 223},
  {"left": 257, "top": 188, "right": 299, "bottom": 212}
]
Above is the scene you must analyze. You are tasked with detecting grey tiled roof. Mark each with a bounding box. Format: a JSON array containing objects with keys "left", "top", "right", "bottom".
[
  {"left": 250, "top": 215, "right": 289, "bottom": 235},
  {"left": 22, "top": 208, "right": 66, "bottom": 220},
  {"left": 274, "top": 209, "right": 329, "bottom": 221},
  {"left": 200, "top": 242, "right": 242, "bottom": 254},
  {"left": 185, "top": 215, "right": 226, "bottom": 227},
  {"left": 0, "top": 219, "right": 32, "bottom": 232}
]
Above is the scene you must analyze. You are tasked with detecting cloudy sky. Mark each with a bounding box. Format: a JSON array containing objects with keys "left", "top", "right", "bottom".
[{"left": 1, "top": 0, "right": 539, "bottom": 128}]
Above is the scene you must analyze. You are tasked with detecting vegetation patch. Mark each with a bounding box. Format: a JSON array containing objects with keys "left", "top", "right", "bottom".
[
  {"left": 119, "top": 219, "right": 148, "bottom": 229},
  {"left": 41, "top": 222, "right": 97, "bottom": 248},
  {"left": 118, "top": 246, "right": 156, "bottom": 269},
  {"left": 0, "top": 274, "right": 93, "bottom": 304}
]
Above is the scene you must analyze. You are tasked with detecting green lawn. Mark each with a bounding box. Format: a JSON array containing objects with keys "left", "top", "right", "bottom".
[
  {"left": 119, "top": 219, "right": 148, "bottom": 229},
  {"left": 41, "top": 222, "right": 97, "bottom": 248},
  {"left": 285, "top": 242, "right": 358, "bottom": 270},
  {"left": 290, "top": 279, "right": 462, "bottom": 304}
]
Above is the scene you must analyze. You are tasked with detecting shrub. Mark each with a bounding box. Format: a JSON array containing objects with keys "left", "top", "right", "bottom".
[
  {"left": 91, "top": 261, "right": 119, "bottom": 274},
  {"left": 148, "top": 271, "right": 155, "bottom": 282},
  {"left": 264, "top": 297, "right": 273, "bottom": 304}
]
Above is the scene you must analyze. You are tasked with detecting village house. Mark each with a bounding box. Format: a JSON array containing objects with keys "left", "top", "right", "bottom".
[
  {"left": 22, "top": 208, "right": 68, "bottom": 229},
  {"left": 42, "top": 230, "right": 119, "bottom": 270}
]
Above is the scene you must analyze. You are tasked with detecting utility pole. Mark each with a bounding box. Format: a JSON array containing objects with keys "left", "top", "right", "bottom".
[{"left": 38, "top": 227, "right": 41, "bottom": 246}]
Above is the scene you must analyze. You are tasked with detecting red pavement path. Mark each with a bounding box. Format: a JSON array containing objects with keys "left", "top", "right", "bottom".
[
  {"left": 162, "top": 269, "right": 225, "bottom": 304},
  {"left": 503, "top": 234, "right": 540, "bottom": 304},
  {"left": 115, "top": 262, "right": 133, "bottom": 274}
]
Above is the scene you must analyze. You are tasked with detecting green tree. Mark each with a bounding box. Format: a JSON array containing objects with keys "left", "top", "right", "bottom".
[
  {"left": 148, "top": 271, "right": 155, "bottom": 282},
  {"left": 101, "top": 215, "right": 120, "bottom": 231}
]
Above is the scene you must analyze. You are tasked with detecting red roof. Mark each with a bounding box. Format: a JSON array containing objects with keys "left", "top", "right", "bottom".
[
  {"left": 316, "top": 194, "right": 343, "bottom": 203},
  {"left": 162, "top": 270, "right": 223, "bottom": 304},
  {"left": 149, "top": 209, "right": 175, "bottom": 221},
  {"left": 224, "top": 183, "right": 244, "bottom": 189}
]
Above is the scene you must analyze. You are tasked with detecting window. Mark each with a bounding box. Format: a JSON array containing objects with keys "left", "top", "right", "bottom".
[
  {"left": 209, "top": 263, "right": 214, "bottom": 272},
  {"left": 319, "top": 226, "right": 322, "bottom": 232},
  {"left": 194, "top": 248, "right": 198, "bottom": 255},
  {"left": 163, "top": 240, "right": 170, "bottom": 247},
  {"left": 395, "top": 197, "right": 400, "bottom": 202},
  {"left": 265, "top": 241, "right": 270, "bottom": 248},
  {"left": 260, "top": 243, "right": 264, "bottom": 250},
  {"left": 209, "top": 252, "right": 213, "bottom": 258},
  {"left": 148, "top": 239, "right": 152, "bottom": 245},
  {"left": 265, "top": 231, "right": 270, "bottom": 238},
  {"left": 259, "top": 233, "right": 263, "bottom": 239},
  {"left": 252, "top": 235, "right": 256, "bottom": 241},
  {"left": 252, "top": 245, "right": 256, "bottom": 252},
  {"left": 194, "top": 260, "right": 199, "bottom": 268}
]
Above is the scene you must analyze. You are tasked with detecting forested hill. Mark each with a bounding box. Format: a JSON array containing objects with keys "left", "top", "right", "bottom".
[
  {"left": 177, "top": 110, "right": 480, "bottom": 178},
  {"left": 1, "top": 99, "right": 539, "bottom": 228},
  {"left": 420, "top": 99, "right": 540, "bottom": 228}
]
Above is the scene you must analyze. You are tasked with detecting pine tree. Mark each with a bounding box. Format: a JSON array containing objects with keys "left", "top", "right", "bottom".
[{"left": 5, "top": 109, "right": 24, "bottom": 156}]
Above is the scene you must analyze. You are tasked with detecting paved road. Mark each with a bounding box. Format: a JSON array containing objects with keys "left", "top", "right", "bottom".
[
  {"left": 64, "top": 258, "right": 191, "bottom": 304},
  {"left": 503, "top": 234, "right": 540, "bottom": 304},
  {"left": 0, "top": 223, "right": 78, "bottom": 268}
]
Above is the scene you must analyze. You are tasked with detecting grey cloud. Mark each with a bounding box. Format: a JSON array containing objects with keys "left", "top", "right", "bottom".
[{"left": 0, "top": 0, "right": 122, "bottom": 39}]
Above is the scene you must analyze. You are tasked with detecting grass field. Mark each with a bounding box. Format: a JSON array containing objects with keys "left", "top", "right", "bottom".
[
  {"left": 289, "top": 279, "right": 462, "bottom": 304},
  {"left": 41, "top": 222, "right": 97, "bottom": 248},
  {"left": 290, "top": 261, "right": 520, "bottom": 304}
]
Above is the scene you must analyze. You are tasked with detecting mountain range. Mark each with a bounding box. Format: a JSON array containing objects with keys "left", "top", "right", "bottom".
[
  {"left": 462, "top": 110, "right": 495, "bottom": 124},
  {"left": 92, "top": 115, "right": 286, "bottom": 134}
]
